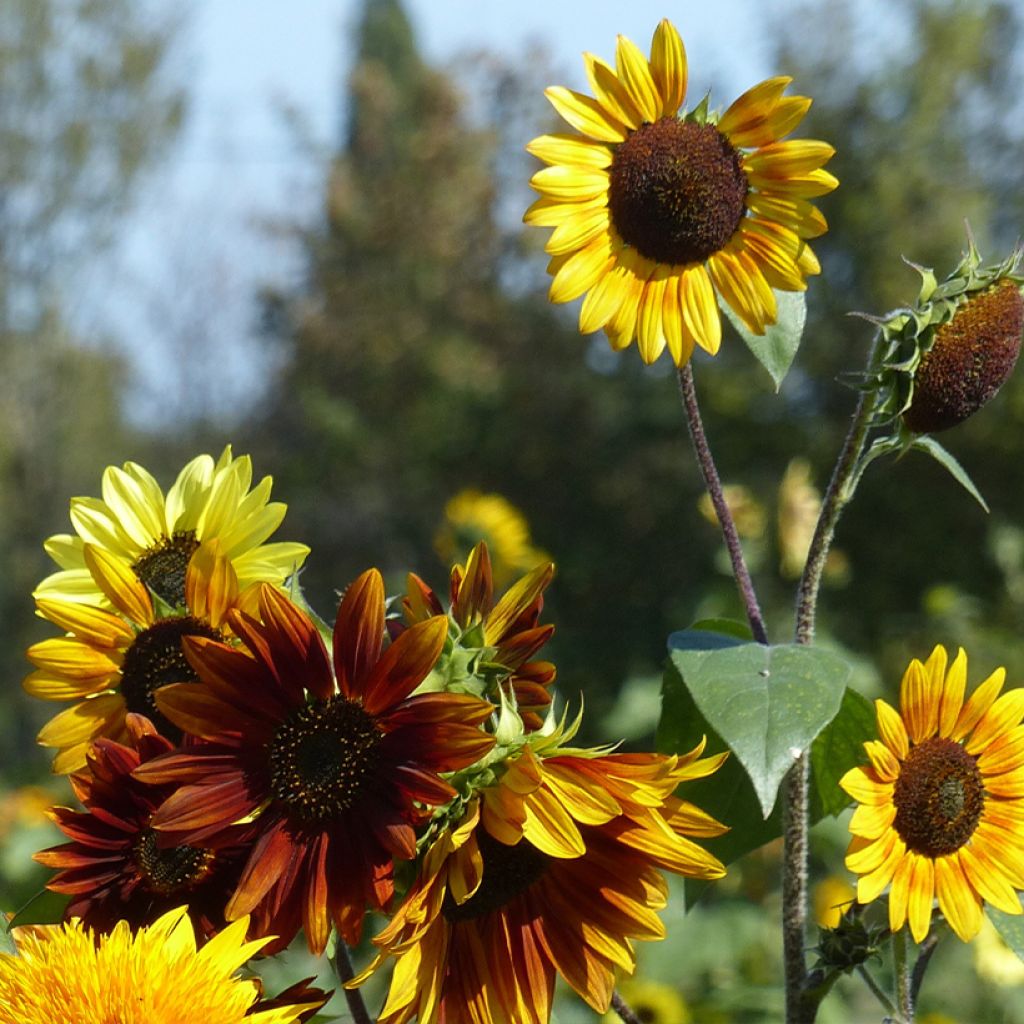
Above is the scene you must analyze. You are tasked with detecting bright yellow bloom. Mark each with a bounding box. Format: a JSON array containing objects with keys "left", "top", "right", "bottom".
[
  {"left": 435, "top": 489, "right": 548, "bottom": 590},
  {"left": 35, "top": 447, "right": 308, "bottom": 609},
  {"left": 600, "top": 978, "right": 691, "bottom": 1024},
  {"left": 25, "top": 541, "right": 250, "bottom": 772},
  {"left": 813, "top": 875, "right": 856, "bottom": 929},
  {"left": 841, "top": 646, "right": 1024, "bottom": 943},
  {"left": 0, "top": 906, "right": 327, "bottom": 1024},
  {"left": 526, "top": 19, "right": 836, "bottom": 365}
]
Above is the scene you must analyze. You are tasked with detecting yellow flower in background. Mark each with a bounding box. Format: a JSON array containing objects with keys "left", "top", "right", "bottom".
[
  {"left": 525, "top": 18, "right": 836, "bottom": 365},
  {"left": 813, "top": 875, "right": 856, "bottom": 929},
  {"left": 777, "top": 458, "right": 820, "bottom": 579},
  {"left": 34, "top": 447, "right": 308, "bottom": 610},
  {"left": 974, "top": 916, "right": 1024, "bottom": 986},
  {"left": 435, "top": 489, "right": 548, "bottom": 589},
  {"left": 25, "top": 542, "right": 251, "bottom": 772},
  {"left": 841, "top": 646, "right": 1024, "bottom": 943},
  {"left": 0, "top": 906, "right": 328, "bottom": 1024},
  {"left": 600, "top": 978, "right": 691, "bottom": 1024},
  {"left": 697, "top": 484, "right": 766, "bottom": 539}
]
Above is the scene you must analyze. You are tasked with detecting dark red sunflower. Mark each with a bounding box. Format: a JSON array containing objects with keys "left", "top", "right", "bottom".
[
  {"left": 34, "top": 713, "right": 244, "bottom": 939},
  {"left": 134, "top": 571, "right": 496, "bottom": 954},
  {"left": 401, "top": 542, "right": 556, "bottom": 729}
]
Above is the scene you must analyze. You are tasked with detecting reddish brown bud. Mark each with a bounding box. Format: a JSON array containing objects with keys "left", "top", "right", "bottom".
[{"left": 903, "top": 280, "right": 1024, "bottom": 433}]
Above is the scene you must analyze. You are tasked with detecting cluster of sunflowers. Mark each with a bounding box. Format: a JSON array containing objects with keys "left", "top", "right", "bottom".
[{"left": 5, "top": 15, "right": 1024, "bottom": 1024}]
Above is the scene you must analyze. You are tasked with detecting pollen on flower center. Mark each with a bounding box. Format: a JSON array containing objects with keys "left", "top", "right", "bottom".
[
  {"left": 443, "top": 829, "right": 551, "bottom": 923},
  {"left": 132, "top": 827, "right": 216, "bottom": 896},
  {"left": 269, "top": 697, "right": 383, "bottom": 822},
  {"left": 120, "top": 617, "right": 222, "bottom": 740},
  {"left": 892, "top": 737, "right": 984, "bottom": 857},
  {"left": 132, "top": 530, "right": 201, "bottom": 608},
  {"left": 608, "top": 117, "right": 748, "bottom": 266}
]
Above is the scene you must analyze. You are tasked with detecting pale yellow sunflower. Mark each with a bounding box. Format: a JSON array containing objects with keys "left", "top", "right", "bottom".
[
  {"left": 35, "top": 446, "right": 308, "bottom": 609},
  {"left": 841, "top": 645, "right": 1024, "bottom": 943},
  {"left": 0, "top": 906, "right": 328, "bottom": 1024},
  {"left": 25, "top": 542, "right": 251, "bottom": 772},
  {"left": 525, "top": 19, "right": 836, "bottom": 365}
]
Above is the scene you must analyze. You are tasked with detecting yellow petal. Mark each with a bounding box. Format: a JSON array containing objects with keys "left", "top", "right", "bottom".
[
  {"left": 935, "top": 853, "right": 983, "bottom": 942},
  {"left": 959, "top": 842, "right": 1024, "bottom": 915},
  {"left": 23, "top": 669, "right": 114, "bottom": 701},
  {"left": 864, "top": 740, "right": 900, "bottom": 783},
  {"left": 33, "top": 599, "right": 133, "bottom": 649},
  {"left": 900, "top": 657, "right": 939, "bottom": 744},
  {"left": 907, "top": 854, "right": 935, "bottom": 943},
  {"left": 69, "top": 497, "right": 137, "bottom": 559},
  {"left": 856, "top": 833, "right": 906, "bottom": 903},
  {"left": 977, "top": 724, "right": 1024, "bottom": 775},
  {"left": 523, "top": 786, "right": 585, "bottom": 858},
  {"left": 530, "top": 164, "right": 610, "bottom": 202},
  {"left": 744, "top": 139, "right": 835, "bottom": 179},
  {"left": 875, "top": 699, "right": 910, "bottom": 760},
  {"left": 545, "top": 206, "right": 611, "bottom": 257},
  {"left": 164, "top": 453, "right": 215, "bottom": 532},
  {"left": 549, "top": 233, "right": 618, "bottom": 304},
  {"left": 660, "top": 268, "right": 691, "bottom": 366},
  {"left": 636, "top": 269, "right": 670, "bottom": 363},
  {"left": 952, "top": 667, "right": 1005, "bottom": 741},
  {"left": 615, "top": 34, "right": 660, "bottom": 123},
  {"left": 740, "top": 227, "right": 806, "bottom": 293},
  {"left": 649, "top": 19, "right": 687, "bottom": 117},
  {"left": 26, "top": 637, "right": 122, "bottom": 678},
  {"left": 717, "top": 76, "right": 791, "bottom": 139},
  {"left": 604, "top": 248, "right": 654, "bottom": 350},
  {"left": 583, "top": 53, "right": 641, "bottom": 131},
  {"left": 544, "top": 85, "right": 627, "bottom": 143},
  {"left": 707, "top": 247, "right": 776, "bottom": 334},
  {"left": 840, "top": 765, "right": 892, "bottom": 806},
  {"left": 679, "top": 264, "right": 721, "bottom": 355},
  {"left": 888, "top": 851, "right": 913, "bottom": 933},
  {"left": 578, "top": 258, "right": 632, "bottom": 334},
  {"left": 83, "top": 545, "right": 153, "bottom": 624},
  {"left": 525, "top": 133, "right": 613, "bottom": 168},
  {"left": 727, "top": 95, "right": 811, "bottom": 148},
  {"left": 101, "top": 465, "right": 163, "bottom": 549},
  {"left": 849, "top": 800, "right": 896, "bottom": 840},
  {"left": 937, "top": 647, "right": 968, "bottom": 738},
  {"left": 524, "top": 195, "right": 606, "bottom": 227},
  {"left": 746, "top": 193, "right": 828, "bottom": 239},
  {"left": 37, "top": 693, "right": 125, "bottom": 747},
  {"left": 967, "top": 688, "right": 1024, "bottom": 755},
  {"left": 751, "top": 167, "right": 839, "bottom": 198}
]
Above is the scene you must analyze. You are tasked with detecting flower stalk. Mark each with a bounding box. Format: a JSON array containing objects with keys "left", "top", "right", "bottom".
[{"left": 332, "top": 941, "right": 374, "bottom": 1024}]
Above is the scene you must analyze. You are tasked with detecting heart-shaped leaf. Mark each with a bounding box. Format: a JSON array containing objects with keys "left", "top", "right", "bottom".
[{"left": 719, "top": 289, "right": 806, "bottom": 391}]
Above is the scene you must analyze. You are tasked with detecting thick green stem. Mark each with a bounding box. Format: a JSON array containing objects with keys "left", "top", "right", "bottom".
[{"left": 894, "top": 928, "right": 914, "bottom": 1022}]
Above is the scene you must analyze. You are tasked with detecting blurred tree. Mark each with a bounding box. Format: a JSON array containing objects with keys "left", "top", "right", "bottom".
[{"left": 0, "top": 0, "right": 185, "bottom": 774}]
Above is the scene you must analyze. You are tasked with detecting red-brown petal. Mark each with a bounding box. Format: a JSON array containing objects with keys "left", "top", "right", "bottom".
[
  {"left": 362, "top": 615, "right": 448, "bottom": 714},
  {"left": 333, "top": 569, "right": 385, "bottom": 696}
]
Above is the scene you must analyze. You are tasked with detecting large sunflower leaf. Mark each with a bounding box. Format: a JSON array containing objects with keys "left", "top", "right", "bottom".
[
  {"left": 667, "top": 637, "right": 850, "bottom": 817},
  {"left": 719, "top": 289, "right": 806, "bottom": 391},
  {"left": 809, "top": 687, "right": 877, "bottom": 817},
  {"left": 989, "top": 901, "right": 1024, "bottom": 963}
]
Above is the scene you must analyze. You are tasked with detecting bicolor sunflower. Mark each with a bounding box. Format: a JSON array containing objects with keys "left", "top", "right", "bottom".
[
  {"left": 841, "top": 645, "right": 1024, "bottom": 942},
  {"left": 525, "top": 18, "right": 836, "bottom": 365},
  {"left": 402, "top": 541, "right": 556, "bottom": 728},
  {"left": 36, "top": 713, "right": 245, "bottom": 938},
  {"left": 25, "top": 542, "right": 247, "bottom": 772},
  {"left": 134, "top": 573, "right": 496, "bottom": 954},
  {"left": 0, "top": 906, "right": 328, "bottom": 1024},
  {"left": 35, "top": 446, "right": 309, "bottom": 610},
  {"left": 351, "top": 735, "right": 727, "bottom": 1023}
]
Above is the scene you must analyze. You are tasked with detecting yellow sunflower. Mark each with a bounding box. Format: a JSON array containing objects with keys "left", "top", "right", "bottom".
[
  {"left": 25, "top": 542, "right": 250, "bottom": 772},
  {"left": 841, "top": 645, "right": 1024, "bottom": 943},
  {"left": 351, "top": 734, "right": 727, "bottom": 1023},
  {"left": 525, "top": 18, "right": 836, "bottom": 365},
  {"left": 34, "top": 446, "right": 309, "bottom": 609},
  {"left": 0, "top": 906, "right": 328, "bottom": 1024}
]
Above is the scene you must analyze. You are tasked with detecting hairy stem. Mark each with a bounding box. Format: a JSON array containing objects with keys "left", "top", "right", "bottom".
[
  {"left": 611, "top": 989, "right": 643, "bottom": 1024},
  {"left": 894, "top": 928, "right": 914, "bottom": 1022},
  {"left": 676, "top": 363, "right": 769, "bottom": 644},
  {"left": 332, "top": 941, "right": 374, "bottom": 1024},
  {"left": 856, "top": 965, "right": 901, "bottom": 1021}
]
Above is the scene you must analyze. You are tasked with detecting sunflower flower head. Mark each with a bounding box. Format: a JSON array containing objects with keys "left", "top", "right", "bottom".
[
  {"left": 525, "top": 18, "right": 836, "bottom": 366},
  {"left": 34, "top": 446, "right": 309, "bottom": 610},
  {"left": 400, "top": 541, "right": 557, "bottom": 729},
  {"left": 25, "top": 540, "right": 250, "bottom": 772},
  {"left": 350, "top": 726, "right": 728, "bottom": 1023},
  {"left": 869, "top": 240, "right": 1024, "bottom": 435},
  {"left": 134, "top": 572, "right": 496, "bottom": 954},
  {"left": 0, "top": 906, "right": 329, "bottom": 1024},
  {"left": 840, "top": 645, "right": 1024, "bottom": 943}
]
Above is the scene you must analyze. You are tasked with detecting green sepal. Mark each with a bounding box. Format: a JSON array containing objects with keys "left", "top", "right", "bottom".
[
  {"left": 720, "top": 289, "right": 807, "bottom": 391},
  {"left": 687, "top": 91, "right": 711, "bottom": 125},
  {"left": 665, "top": 635, "right": 851, "bottom": 817},
  {"left": 0, "top": 914, "right": 15, "bottom": 956},
  {"left": 910, "top": 435, "right": 989, "bottom": 512}
]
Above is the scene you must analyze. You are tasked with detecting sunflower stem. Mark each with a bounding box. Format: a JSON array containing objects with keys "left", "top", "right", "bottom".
[
  {"left": 331, "top": 940, "right": 374, "bottom": 1024},
  {"left": 676, "top": 363, "right": 769, "bottom": 645},
  {"left": 893, "top": 927, "right": 914, "bottom": 1022},
  {"left": 909, "top": 930, "right": 940, "bottom": 1005},
  {"left": 856, "top": 965, "right": 901, "bottom": 1021},
  {"left": 610, "top": 988, "right": 643, "bottom": 1024}
]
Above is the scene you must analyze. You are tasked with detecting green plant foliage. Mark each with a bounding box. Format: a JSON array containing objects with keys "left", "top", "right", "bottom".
[
  {"left": 719, "top": 290, "right": 807, "bottom": 392},
  {"left": 667, "top": 636, "right": 851, "bottom": 816},
  {"left": 809, "top": 687, "right": 876, "bottom": 817}
]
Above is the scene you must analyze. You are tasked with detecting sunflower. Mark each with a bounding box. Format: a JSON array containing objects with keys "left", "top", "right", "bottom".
[
  {"left": 351, "top": 738, "right": 727, "bottom": 1023},
  {"left": 134, "top": 573, "right": 496, "bottom": 954},
  {"left": 35, "top": 713, "right": 245, "bottom": 938},
  {"left": 34, "top": 446, "right": 309, "bottom": 609},
  {"left": 841, "top": 645, "right": 1024, "bottom": 943},
  {"left": 0, "top": 906, "right": 328, "bottom": 1024},
  {"left": 435, "top": 490, "right": 549, "bottom": 590},
  {"left": 25, "top": 541, "right": 248, "bottom": 772},
  {"left": 402, "top": 541, "right": 556, "bottom": 728},
  {"left": 525, "top": 18, "right": 836, "bottom": 365}
]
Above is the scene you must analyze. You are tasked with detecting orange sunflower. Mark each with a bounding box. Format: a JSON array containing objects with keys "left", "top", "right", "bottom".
[
  {"left": 25, "top": 542, "right": 247, "bottom": 772},
  {"left": 134, "top": 572, "right": 496, "bottom": 954},
  {"left": 351, "top": 739, "right": 727, "bottom": 1023},
  {"left": 841, "top": 645, "right": 1024, "bottom": 942},
  {"left": 525, "top": 18, "right": 836, "bottom": 365},
  {"left": 401, "top": 541, "right": 556, "bottom": 728}
]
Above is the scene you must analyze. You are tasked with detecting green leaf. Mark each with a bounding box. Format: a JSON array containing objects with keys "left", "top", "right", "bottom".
[
  {"left": 0, "top": 914, "right": 15, "bottom": 956},
  {"left": 809, "top": 688, "right": 877, "bottom": 817},
  {"left": 911, "top": 436, "right": 989, "bottom": 512},
  {"left": 719, "top": 289, "right": 806, "bottom": 391},
  {"left": 989, "top": 901, "right": 1024, "bottom": 962},
  {"left": 668, "top": 642, "right": 851, "bottom": 816}
]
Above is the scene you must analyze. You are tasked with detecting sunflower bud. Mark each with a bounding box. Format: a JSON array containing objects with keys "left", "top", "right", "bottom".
[
  {"left": 812, "top": 904, "right": 882, "bottom": 974},
  {"left": 869, "top": 240, "right": 1023, "bottom": 434}
]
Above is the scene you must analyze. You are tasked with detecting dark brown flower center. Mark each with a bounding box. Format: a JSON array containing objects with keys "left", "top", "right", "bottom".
[
  {"left": 120, "top": 617, "right": 222, "bottom": 740},
  {"left": 132, "top": 827, "right": 216, "bottom": 896},
  {"left": 608, "top": 117, "right": 748, "bottom": 266},
  {"left": 892, "top": 737, "right": 984, "bottom": 857},
  {"left": 443, "top": 828, "right": 551, "bottom": 923},
  {"left": 132, "top": 530, "right": 201, "bottom": 608},
  {"left": 269, "top": 698, "right": 383, "bottom": 822}
]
